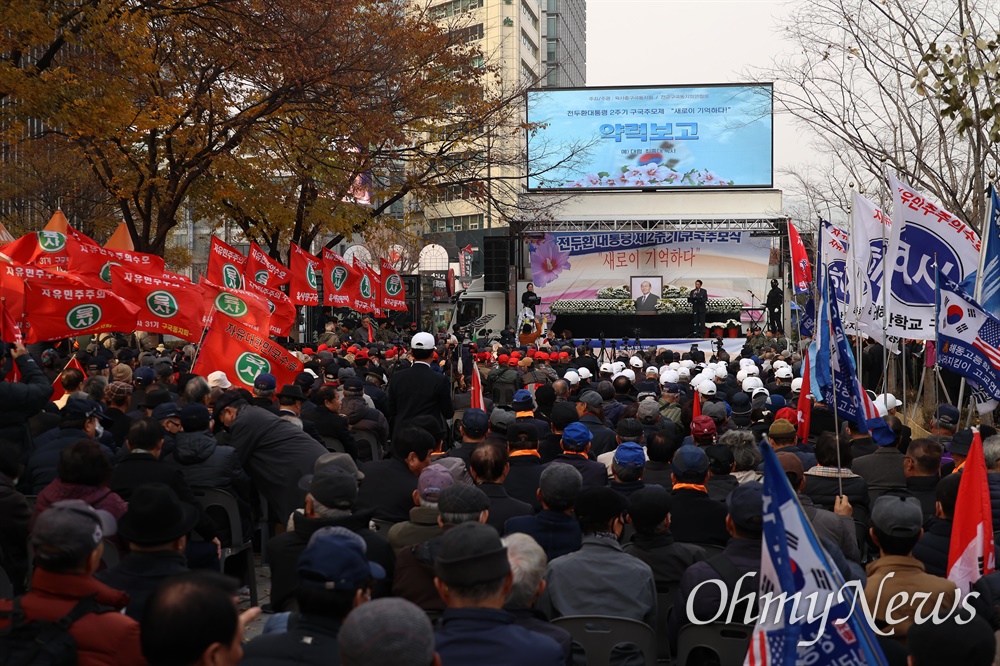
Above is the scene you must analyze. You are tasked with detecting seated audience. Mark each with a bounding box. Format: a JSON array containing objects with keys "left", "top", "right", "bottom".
[
  {"left": 623, "top": 485, "right": 707, "bottom": 589},
  {"left": 505, "top": 463, "right": 583, "bottom": 561},
  {"left": 669, "top": 445, "right": 730, "bottom": 547}
]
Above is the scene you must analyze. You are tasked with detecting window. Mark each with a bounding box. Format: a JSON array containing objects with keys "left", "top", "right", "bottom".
[
  {"left": 430, "top": 0, "right": 484, "bottom": 20},
  {"left": 521, "top": 29, "right": 538, "bottom": 59},
  {"left": 521, "top": 60, "right": 536, "bottom": 84},
  {"left": 546, "top": 68, "right": 558, "bottom": 87},
  {"left": 449, "top": 23, "right": 484, "bottom": 43},
  {"left": 546, "top": 39, "right": 557, "bottom": 62},
  {"left": 546, "top": 0, "right": 557, "bottom": 11},
  {"left": 520, "top": 0, "right": 539, "bottom": 30},
  {"left": 428, "top": 214, "right": 485, "bottom": 233},
  {"left": 546, "top": 15, "right": 556, "bottom": 36}
]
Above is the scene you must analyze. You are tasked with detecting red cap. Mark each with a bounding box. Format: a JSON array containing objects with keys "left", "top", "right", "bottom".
[
  {"left": 775, "top": 407, "right": 799, "bottom": 425},
  {"left": 536, "top": 351, "right": 549, "bottom": 361},
  {"left": 507, "top": 358, "right": 519, "bottom": 367},
  {"left": 385, "top": 348, "right": 397, "bottom": 359},
  {"left": 303, "top": 348, "right": 315, "bottom": 355},
  {"left": 317, "top": 344, "right": 328, "bottom": 352},
  {"left": 498, "top": 354, "right": 509, "bottom": 364},
  {"left": 355, "top": 348, "right": 369, "bottom": 360},
  {"left": 527, "top": 349, "right": 536, "bottom": 358},
  {"left": 559, "top": 351, "right": 570, "bottom": 360},
  {"left": 432, "top": 351, "right": 439, "bottom": 361},
  {"left": 691, "top": 415, "right": 718, "bottom": 438},
  {"left": 347, "top": 346, "right": 358, "bottom": 353}
]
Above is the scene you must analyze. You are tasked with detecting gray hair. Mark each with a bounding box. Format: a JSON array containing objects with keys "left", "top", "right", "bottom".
[
  {"left": 984, "top": 435, "right": 1000, "bottom": 471},
  {"left": 83, "top": 375, "right": 108, "bottom": 403},
  {"left": 309, "top": 495, "right": 352, "bottom": 520},
  {"left": 502, "top": 533, "right": 547, "bottom": 609},
  {"left": 719, "top": 428, "right": 761, "bottom": 472},
  {"left": 182, "top": 376, "right": 211, "bottom": 406},
  {"left": 439, "top": 511, "right": 482, "bottom": 526},
  {"left": 552, "top": 379, "right": 569, "bottom": 398}
]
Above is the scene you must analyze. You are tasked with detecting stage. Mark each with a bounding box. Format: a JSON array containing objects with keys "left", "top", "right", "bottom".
[
  {"left": 577, "top": 337, "right": 749, "bottom": 360},
  {"left": 550, "top": 312, "right": 745, "bottom": 341}
]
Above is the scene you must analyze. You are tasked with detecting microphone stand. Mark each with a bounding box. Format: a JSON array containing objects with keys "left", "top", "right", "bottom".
[
  {"left": 746, "top": 290, "right": 763, "bottom": 328},
  {"left": 599, "top": 333, "right": 607, "bottom": 364}
]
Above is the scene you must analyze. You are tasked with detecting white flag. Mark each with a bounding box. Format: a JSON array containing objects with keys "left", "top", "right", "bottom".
[
  {"left": 886, "top": 173, "right": 981, "bottom": 340},
  {"left": 821, "top": 219, "right": 853, "bottom": 332},
  {"left": 847, "top": 192, "right": 891, "bottom": 338}
]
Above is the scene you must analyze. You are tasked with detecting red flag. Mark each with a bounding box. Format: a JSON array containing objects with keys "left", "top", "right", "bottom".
[
  {"left": 0, "top": 230, "right": 81, "bottom": 269},
  {"left": 797, "top": 349, "right": 812, "bottom": 444},
  {"left": 692, "top": 392, "right": 701, "bottom": 420},
  {"left": 289, "top": 243, "right": 321, "bottom": 306},
  {"left": 379, "top": 258, "right": 407, "bottom": 311},
  {"left": 206, "top": 237, "right": 247, "bottom": 289},
  {"left": 245, "top": 241, "right": 291, "bottom": 288},
  {"left": 192, "top": 312, "right": 303, "bottom": 390},
  {"left": 352, "top": 258, "right": 379, "bottom": 314},
  {"left": 69, "top": 243, "right": 166, "bottom": 286},
  {"left": 948, "top": 430, "right": 996, "bottom": 592},
  {"left": 243, "top": 279, "right": 296, "bottom": 337},
  {"left": 110, "top": 266, "right": 206, "bottom": 342},
  {"left": 49, "top": 355, "right": 85, "bottom": 401},
  {"left": 321, "top": 249, "right": 355, "bottom": 308},
  {"left": 789, "top": 221, "right": 813, "bottom": 294},
  {"left": 163, "top": 270, "right": 192, "bottom": 283},
  {"left": 200, "top": 280, "right": 272, "bottom": 333},
  {"left": 1, "top": 265, "right": 140, "bottom": 343},
  {"left": 470, "top": 361, "right": 485, "bottom": 410}
]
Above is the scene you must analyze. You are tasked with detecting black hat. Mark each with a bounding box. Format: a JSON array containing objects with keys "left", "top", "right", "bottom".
[
  {"left": 434, "top": 522, "right": 509, "bottom": 587},
  {"left": 950, "top": 429, "right": 974, "bottom": 456},
  {"left": 277, "top": 384, "right": 306, "bottom": 401},
  {"left": 143, "top": 388, "right": 172, "bottom": 410},
  {"left": 574, "top": 486, "right": 629, "bottom": 526},
  {"left": 550, "top": 402, "right": 579, "bottom": 430},
  {"left": 118, "top": 483, "right": 199, "bottom": 545},
  {"left": 212, "top": 390, "right": 245, "bottom": 414},
  {"left": 627, "top": 485, "right": 672, "bottom": 533},
  {"left": 180, "top": 404, "right": 210, "bottom": 433}
]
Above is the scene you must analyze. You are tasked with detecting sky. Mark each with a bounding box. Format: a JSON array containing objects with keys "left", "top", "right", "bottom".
[{"left": 586, "top": 0, "right": 814, "bottom": 200}]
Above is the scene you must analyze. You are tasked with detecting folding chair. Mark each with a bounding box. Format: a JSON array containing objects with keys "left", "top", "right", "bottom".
[
  {"left": 100, "top": 539, "right": 120, "bottom": 568},
  {"left": 551, "top": 615, "right": 657, "bottom": 666},
  {"left": 655, "top": 587, "right": 676, "bottom": 662},
  {"left": 192, "top": 487, "right": 258, "bottom": 606},
  {"left": 322, "top": 436, "right": 345, "bottom": 453},
  {"left": 674, "top": 621, "right": 752, "bottom": 666},
  {"left": 352, "top": 430, "right": 382, "bottom": 462}
]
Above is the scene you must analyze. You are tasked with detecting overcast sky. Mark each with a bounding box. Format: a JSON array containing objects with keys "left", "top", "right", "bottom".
[{"left": 586, "top": 0, "right": 814, "bottom": 199}]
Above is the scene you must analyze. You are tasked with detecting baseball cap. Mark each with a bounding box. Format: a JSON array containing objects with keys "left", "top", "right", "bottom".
[
  {"left": 629, "top": 356, "right": 643, "bottom": 369},
  {"left": 561, "top": 422, "right": 593, "bottom": 449},
  {"left": 411, "top": 332, "right": 435, "bottom": 350},
  {"left": 578, "top": 367, "right": 593, "bottom": 380},
  {"left": 575, "top": 486, "right": 629, "bottom": 526},
  {"left": 578, "top": 391, "right": 602, "bottom": 408},
  {"left": 488, "top": 408, "right": 516, "bottom": 433},
  {"left": 563, "top": 370, "right": 580, "bottom": 386},
  {"left": 613, "top": 441, "right": 646, "bottom": 468},
  {"left": 702, "top": 401, "right": 727, "bottom": 424},
  {"left": 661, "top": 381, "right": 681, "bottom": 393},
  {"left": 31, "top": 500, "right": 117, "bottom": 569},
  {"left": 306, "top": 466, "right": 358, "bottom": 509},
  {"left": 206, "top": 370, "right": 232, "bottom": 390},
  {"left": 791, "top": 377, "right": 804, "bottom": 393},
  {"left": 180, "top": 404, "right": 211, "bottom": 432},
  {"left": 298, "top": 527, "right": 385, "bottom": 591},
  {"left": 775, "top": 366, "right": 793, "bottom": 379},
  {"left": 134, "top": 366, "right": 157, "bottom": 388},
  {"left": 550, "top": 402, "right": 579, "bottom": 430},
  {"left": 63, "top": 397, "right": 103, "bottom": 421},
  {"left": 637, "top": 398, "right": 660, "bottom": 422},
  {"left": 672, "top": 445, "right": 710, "bottom": 478},
  {"left": 599, "top": 362, "right": 612, "bottom": 374},
  {"left": 727, "top": 482, "right": 764, "bottom": 535},
  {"left": 418, "top": 464, "right": 454, "bottom": 504},
  {"left": 696, "top": 381, "right": 716, "bottom": 396},
  {"left": 616, "top": 417, "right": 644, "bottom": 441},
  {"left": 511, "top": 390, "right": 534, "bottom": 410},
  {"left": 768, "top": 418, "right": 797, "bottom": 439},
  {"left": 461, "top": 408, "right": 489, "bottom": 437},
  {"left": 776, "top": 451, "right": 804, "bottom": 486},
  {"left": 765, "top": 395, "right": 786, "bottom": 411},
  {"left": 506, "top": 423, "right": 539, "bottom": 446},
  {"left": 690, "top": 415, "right": 717, "bottom": 439},
  {"left": 626, "top": 486, "right": 671, "bottom": 533},
  {"left": 151, "top": 402, "right": 181, "bottom": 421},
  {"left": 871, "top": 494, "right": 924, "bottom": 538},
  {"left": 934, "top": 404, "right": 960, "bottom": 429}
]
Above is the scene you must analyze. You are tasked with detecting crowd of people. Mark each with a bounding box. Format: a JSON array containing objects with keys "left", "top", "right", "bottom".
[{"left": 0, "top": 319, "right": 996, "bottom": 666}]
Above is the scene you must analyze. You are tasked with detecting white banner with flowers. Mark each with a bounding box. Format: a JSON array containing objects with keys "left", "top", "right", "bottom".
[{"left": 528, "top": 231, "right": 771, "bottom": 316}]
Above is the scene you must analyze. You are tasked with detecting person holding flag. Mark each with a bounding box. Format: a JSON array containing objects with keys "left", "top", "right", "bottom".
[{"left": 0, "top": 342, "right": 54, "bottom": 451}]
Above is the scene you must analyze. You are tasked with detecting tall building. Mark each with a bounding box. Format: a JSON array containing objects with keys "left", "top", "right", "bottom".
[{"left": 541, "top": 0, "right": 586, "bottom": 88}]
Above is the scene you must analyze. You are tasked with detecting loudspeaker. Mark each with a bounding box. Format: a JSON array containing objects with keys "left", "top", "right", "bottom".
[{"left": 483, "top": 237, "right": 510, "bottom": 292}]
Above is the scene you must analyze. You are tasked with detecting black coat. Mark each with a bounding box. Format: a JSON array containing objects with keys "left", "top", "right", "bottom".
[
  {"left": 912, "top": 518, "right": 951, "bottom": 578},
  {"left": 505, "top": 510, "right": 582, "bottom": 562},
  {"left": 385, "top": 362, "right": 453, "bottom": 433},
  {"left": 504, "top": 455, "right": 544, "bottom": 509},
  {"left": 0, "top": 474, "right": 30, "bottom": 594},
  {"left": 802, "top": 473, "right": 870, "bottom": 544},
  {"left": 109, "top": 452, "right": 217, "bottom": 540},
  {"left": 355, "top": 457, "right": 419, "bottom": 523},
  {"left": 95, "top": 550, "right": 190, "bottom": 620},
  {"left": 478, "top": 483, "right": 532, "bottom": 534},
  {"left": 0, "top": 355, "right": 54, "bottom": 450},
  {"left": 242, "top": 614, "right": 343, "bottom": 666},
  {"left": 268, "top": 510, "right": 394, "bottom": 612},
  {"left": 623, "top": 532, "right": 707, "bottom": 589},
  {"left": 301, "top": 404, "right": 357, "bottom": 459},
  {"left": 543, "top": 454, "right": 608, "bottom": 490},
  {"left": 24, "top": 429, "right": 112, "bottom": 494},
  {"left": 579, "top": 414, "right": 617, "bottom": 457},
  {"left": 669, "top": 487, "right": 730, "bottom": 547}
]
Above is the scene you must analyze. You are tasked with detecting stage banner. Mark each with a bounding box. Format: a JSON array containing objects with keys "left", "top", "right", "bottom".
[
  {"left": 847, "top": 192, "right": 890, "bottom": 336},
  {"left": 886, "top": 173, "right": 980, "bottom": 340},
  {"left": 527, "top": 231, "right": 770, "bottom": 309}
]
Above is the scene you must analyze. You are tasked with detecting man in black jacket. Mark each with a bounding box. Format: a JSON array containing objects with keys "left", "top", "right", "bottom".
[
  {"left": 668, "top": 445, "right": 730, "bottom": 547},
  {"left": 268, "top": 465, "right": 393, "bottom": 612},
  {"left": 355, "top": 426, "right": 435, "bottom": 523},
  {"left": 623, "top": 486, "right": 707, "bottom": 589},
  {"left": 301, "top": 385, "right": 357, "bottom": 456},
  {"left": 470, "top": 443, "right": 532, "bottom": 534},
  {"left": 0, "top": 343, "right": 54, "bottom": 451},
  {"left": 386, "top": 332, "right": 453, "bottom": 434},
  {"left": 542, "top": 422, "right": 607, "bottom": 489},
  {"left": 503, "top": 424, "right": 545, "bottom": 508}
]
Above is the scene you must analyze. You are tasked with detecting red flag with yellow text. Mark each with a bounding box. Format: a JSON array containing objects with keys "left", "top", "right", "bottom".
[{"left": 192, "top": 312, "right": 303, "bottom": 390}]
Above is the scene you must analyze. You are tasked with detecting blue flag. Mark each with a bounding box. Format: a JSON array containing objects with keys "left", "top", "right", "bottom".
[
  {"left": 978, "top": 185, "right": 1000, "bottom": 317},
  {"left": 747, "top": 443, "right": 888, "bottom": 666},
  {"left": 799, "top": 297, "right": 815, "bottom": 339}
]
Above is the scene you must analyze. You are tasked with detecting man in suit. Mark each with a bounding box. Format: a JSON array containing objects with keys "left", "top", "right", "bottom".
[
  {"left": 386, "top": 332, "right": 454, "bottom": 434},
  {"left": 634, "top": 280, "right": 658, "bottom": 312},
  {"left": 688, "top": 279, "right": 708, "bottom": 336}
]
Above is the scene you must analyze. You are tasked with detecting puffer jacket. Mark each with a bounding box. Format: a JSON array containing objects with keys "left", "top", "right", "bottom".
[
  {"left": 912, "top": 518, "right": 951, "bottom": 577},
  {"left": 167, "top": 430, "right": 251, "bottom": 494},
  {"left": 341, "top": 395, "right": 389, "bottom": 459}
]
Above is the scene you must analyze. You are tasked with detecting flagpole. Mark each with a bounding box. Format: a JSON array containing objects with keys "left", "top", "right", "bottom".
[
  {"left": 189, "top": 309, "right": 217, "bottom": 371},
  {"left": 934, "top": 257, "right": 940, "bottom": 410}
]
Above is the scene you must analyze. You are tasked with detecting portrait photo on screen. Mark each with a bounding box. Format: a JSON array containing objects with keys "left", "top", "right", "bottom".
[{"left": 631, "top": 276, "right": 663, "bottom": 312}]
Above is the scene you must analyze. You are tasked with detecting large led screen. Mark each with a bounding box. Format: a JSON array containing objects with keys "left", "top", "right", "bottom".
[{"left": 527, "top": 84, "right": 773, "bottom": 190}]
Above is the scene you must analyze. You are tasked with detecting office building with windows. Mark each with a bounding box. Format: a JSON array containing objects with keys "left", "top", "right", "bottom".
[{"left": 541, "top": 0, "right": 586, "bottom": 88}]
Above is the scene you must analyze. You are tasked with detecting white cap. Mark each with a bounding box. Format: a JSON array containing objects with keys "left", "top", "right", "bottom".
[
  {"left": 669, "top": 362, "right": 681, "bottom": 370},
  {"left": 775, "top": 367, "right": 793, "bottom": 380},
  {"left": 742, "top": 377, "right": 763, "bottom": 392},
  {"left": 599, "top": 363, "right": 612, "bottom": 374},
  {"left": 207, "top": 370, "right": 232, "bottom": 390},
  {"left": 659, "top": 365, "right": 671, "bottom": 376},
  {"left": 736, "top": 370, "right": 747, "bottom": 384},
  {"left": 629, "top": 356, "right": 644, "bottom": 369},
  {"left": 745, "top": 365, "right": 760, "bottom": 377},
  {"left": 622, "top": 369, "right": 636, "bottom": 382},
  {"left": 578, "top": 367, "right": 592, "bottom": 380},
  {"left": 714, "top": 367, "right": 727, "bottom": 380},
  {"left": 612, "top": 362, "right": 626, "bottom": 374},
  {"left": 646, "top": 367, "right": 659, "bottom": 377},
  {"left": 739, "top": 358, "right": 755, "bottom": 369},
  {"left": 681, "top": 360, "right": 695, "bottom": 369},
  {"left": 697, "top": 381, "right": 717, "bottom": 396},
  {"left": 752, "top": 387, "right": 770, "bottom": 398},
  {"left": 873, "top": 398, "right": 888, "bottom": 417},
  {"left": 563, "top": 370, "right": 580, "bottom": 386},
  {"left": 791, "top": 377, "right": 803, "bottom": 392},
  {"left": 879, "top": 393, "right": 900, "bottom": 411},
  {"left": 676, "top": 367, "right": 690, "bottom": 379},
  {"left": 662, "top": 370, "right": 679, "bottom": 383},
  {"left": 773, "top": 360, "right": 789, "bottom": 370},
  {"left": 411, "top": 332, "right": 436, "bottom": 350}
]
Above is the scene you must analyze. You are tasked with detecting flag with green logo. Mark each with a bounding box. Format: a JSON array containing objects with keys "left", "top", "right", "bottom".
[
  {"left": 200, "top": 280, "right": 272, "bottom": 333},
  {"left": 110, "top": 266, "right": 205, "bottom": 342},
  {"left": 191, "top": 312, "right": 303, "bottom": 390},
  {"left": 245, "top": 241, "right": 291, "bottom": 288},
  {"left": 206, "top": 237, "right": 247, "bottom": 290},
  {"left": 322, "top": 249, "right": 356, "bottom": 309},
  {"left": 379, "top": 258, "right": 407, "bottom": 311},
  {"left": 290, "top": 243, "right": 321, "bottom": 306}
]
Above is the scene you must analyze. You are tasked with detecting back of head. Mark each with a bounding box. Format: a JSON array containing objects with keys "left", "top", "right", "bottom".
[
  {"left": 550, "top": 401, "right": 579, "bottom": 431},
  {"left": 574, "top": 486, "right": 628, "bottom": 533},
  {"left": 612, "top": 376, "right": 632, "bottom": 394},
  {"left": 627, "top": 485, "right": 671, "bottom": 536},
  {"left": 31, "top": 500, "right": 114, "bottom": 574},
  {"left": 908, "top": 613, "right": 995, "bottom": 666},
  {"left": 141, "top": 572, "right": 240, "bottom": 666},
  {"left": 411, "top": 414, "right": 447, "bottom": 448},
  {"left": 60, "top": 367, "right": 84, "bottom": 392},
  {"left": 906, "top": 438, "right": 943, "bottom": 475},
  {"left": 128, "top": 416, "right": 166, "bottom": 452},
  {"left": 339, "top": 598, "right": 436, "bottom": 666},
  {"left": 646, "top": 432, "right": 674, "bottom": 464},
  {"left": 936, "top": 472, "right": 962, "bottom": 519},
  {"left": 719, "top": 429, "right": 760, "bottom": 472},
  {"left": 434, "top": 522, "right": 510, "bottom": 604},
  {"left": 502, "top": 533, "right": 547, "bottom": 610},
  {"left": 814, "top": 431, "right": 851, "bottom": 468},
  {"left": 470, "top": 442, "right": 507, "bottom": 483},
  {"left": 392, "top": 426, "right": 435, "bottom": 462},
  {"left": 539, "top": 463, "right": 582, "bottom": 511},
  {"left": 58, "top": 440, "right": 112, "bottom": 486}
]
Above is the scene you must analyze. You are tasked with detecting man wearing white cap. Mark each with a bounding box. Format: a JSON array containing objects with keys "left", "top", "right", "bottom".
[
  {"left": 386, "top": 333, "right": 454, "bottom": 434},
  {"left": 766, "top": 365, "right": 794, "bottom": 399}
]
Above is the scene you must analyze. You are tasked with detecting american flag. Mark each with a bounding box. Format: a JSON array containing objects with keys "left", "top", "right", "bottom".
[{"left": 973, "top": 319, "right": 1000, "bottom": 371}]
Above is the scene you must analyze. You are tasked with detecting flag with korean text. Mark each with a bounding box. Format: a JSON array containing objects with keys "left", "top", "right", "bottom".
[
  {"left": 0, "top": 263, "right": 140, "bottom": 343},
  {"left": 322, "top": 249, "right": 355, "bottom": 309},
  {"left": 244, "top": 242, "right": 291, "bottom": 288},
  {"left": 206, "top": 237, "right": 247, "bottom": 290},
  {"left": 936, "top": 275, "right": 1000, "bottom": 411},
  {"left": 352, "top": 258, "right": 379, "bottom": 314},
  {"left": 886, "top": 173, "right": 980, "bottom": 340},
  {"left": 289, "top": 243, "right": 321, "bottom": 306},
  {"left": 379, "top": 259, "right": 407, "bottom": 311},
  {"left": 0, "top": 230, "right": 81, "bottom": 269},
  {"left": 110, "top": 266, "right": 205, "bottom": 342},
  {"left": 788, "top": 221, "right": 813, "bottom": 294},
  {"left": 820, "top": 219, "right": 853, "bottom": 332},
  {"left": 69, "top": 243, "right": 166, "bottom": 286},
  {"left": 977, "top": 185, "right": 1000, "bottom": 316},
  {"left": 199, "top": 280, "right": 272, "bottom": 333},
  {"left": 948, "top": 429, "right": 995, "bottom": 592},
  {"left": 748, "top": 443, "right": 888, "bottom": 666},
  {"left": 192, "top": 312, "right": 303, "bottom": 390},
  {"left": 243, "top": 278, "right": 296, "bottom": 337},
  {"left": 847, "top": 192, "right": 891, "bottom": 336}
]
